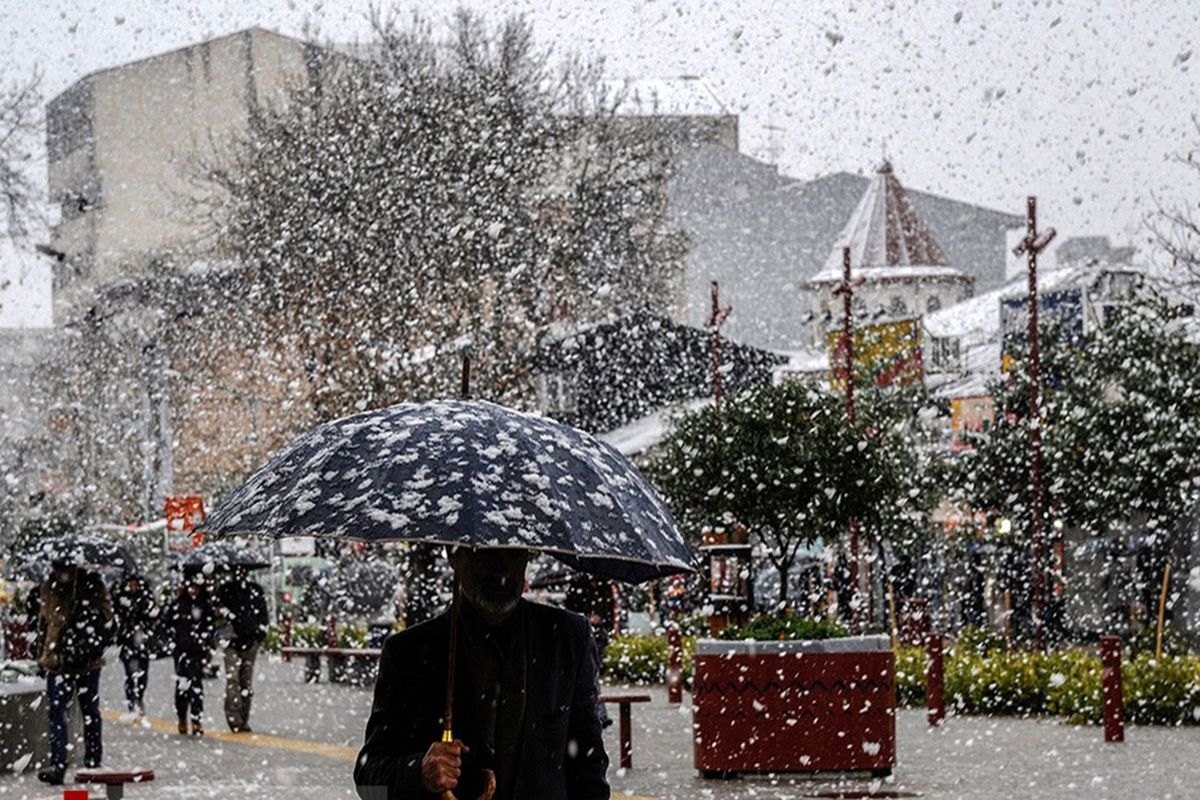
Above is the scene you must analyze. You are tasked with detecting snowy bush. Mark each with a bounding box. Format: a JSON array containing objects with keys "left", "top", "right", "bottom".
[{"left": 602, "top": 634, "right": 696, "bottom": 685}]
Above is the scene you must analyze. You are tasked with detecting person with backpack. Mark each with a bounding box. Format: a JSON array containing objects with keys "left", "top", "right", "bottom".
[
  {"left": 216, "top": 568, "right": 270, "bottom": 733},
  {"left": 112, "top": 575, "right": 159, "bottom": 724},
  {"left": 35, "top": 562, "right": 114, "bottom": 786},
  {"left": 166, "top": 574, "right": 215, "bottom": 736}
]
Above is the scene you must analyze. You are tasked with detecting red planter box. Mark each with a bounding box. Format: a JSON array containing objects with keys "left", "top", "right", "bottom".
[{"left": 692, "top": 636, "right": 896, "bottom": 775}]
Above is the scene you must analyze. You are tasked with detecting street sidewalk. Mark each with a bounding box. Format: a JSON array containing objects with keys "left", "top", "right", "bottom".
[{"left": 0, "top": 656, "right": 1193, "bottom": 798}]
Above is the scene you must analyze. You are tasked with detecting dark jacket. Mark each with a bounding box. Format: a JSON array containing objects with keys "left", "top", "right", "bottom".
[
  {"left": 37, "top": 570, "right": 115, "bottom": 674},
  {"left": 354, "top": 599, "right": 609, "bottom": 800},
  {"left": 113, "top": 583, "right": 159, "bottom": 657},
  {"left": 216, "top": 580, "right": 270, "bottom": 651},
  {"left": 166, "top": 590, "right": 215, "bottom": 660}
]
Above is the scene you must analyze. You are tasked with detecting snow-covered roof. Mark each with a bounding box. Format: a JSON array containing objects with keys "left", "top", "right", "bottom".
[
  {"left": 603, "top": 77, "right": 729, "bottom": 117},
  {"left": 811, "top": 160, "right": 960, "bottom": 283},
  {"left": 598, "top": 398, "right": 710, "bottom": 456}
]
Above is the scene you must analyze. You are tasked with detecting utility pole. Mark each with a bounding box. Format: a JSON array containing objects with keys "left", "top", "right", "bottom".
[
  {"left": 833, "top": 247, "right": 865, "bottom": 630},
  {"left": 1012, "top": 196, "right": 1056, "bottom": 652},
  {"left": 708, "top": 282, "right": 732, "bottom": 413}
]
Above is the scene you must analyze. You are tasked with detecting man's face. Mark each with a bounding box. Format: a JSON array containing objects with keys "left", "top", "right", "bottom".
[{"left": 453, "top": 548, "right": 529, "bottom": 621}]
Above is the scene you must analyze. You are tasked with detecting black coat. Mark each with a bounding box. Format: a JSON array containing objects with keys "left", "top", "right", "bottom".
[
  {"left": 354, "top": 599, "right": 609, "bottom": 800},
  {"left": 217, "top": 580, "right": 270, "bottom": 651},
  {"left": 166, "top": 592, "right": 215, "bottom": 660},
  {"left": 113, "top": 585, "right": 159, "bottom": 655}
]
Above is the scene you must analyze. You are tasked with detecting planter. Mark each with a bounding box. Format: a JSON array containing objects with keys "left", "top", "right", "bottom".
[{"left": 692, "top": 635, "right": 895, "bottom": 776}]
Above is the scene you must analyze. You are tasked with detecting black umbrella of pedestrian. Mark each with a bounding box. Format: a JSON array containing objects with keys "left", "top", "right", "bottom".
[
  {"left": 181, "top": 542, "right": 270, "bottom": 575},
  {"left": 17, "top": 534, "right": 139, "bottom": 578},
  {"left": 200, "top": 399, "right": 695, "bottom": 581},
  {"left": 201, "top": 399, "right": 696, "bottom": 799}
]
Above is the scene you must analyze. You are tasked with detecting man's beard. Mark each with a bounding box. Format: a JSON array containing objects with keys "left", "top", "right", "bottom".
[{"left": 468, "top": 575, "right": 522, "bottom": 617}]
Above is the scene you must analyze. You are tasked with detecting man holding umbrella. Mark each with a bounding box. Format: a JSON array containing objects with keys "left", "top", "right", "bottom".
[
  {"left": 354, "top": 546, "right": 609, "bottom": 800},
  {"left": 199, "top": 399, "right": 696, "bottom": 800}
]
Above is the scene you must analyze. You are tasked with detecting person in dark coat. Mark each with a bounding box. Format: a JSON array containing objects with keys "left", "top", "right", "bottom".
[
  {"left": 215, "top": 568, "right": 270, "bottom": 733},
  {"left": 564, "top": 573, "right": 616, "bottom": 728},
  {"left": 112, "top": 575, "right": 158, "bottom": 723},
  {"left": 354, "top": 547, "right": 609, "bottom": 800},
  {"left": 35, "top": 562, "right": 114, "bottom": 785},
  {"left": 166, "top": 574, "right": 215, "bottom": 736}
]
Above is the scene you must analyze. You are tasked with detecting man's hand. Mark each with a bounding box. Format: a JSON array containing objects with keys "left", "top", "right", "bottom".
[{"left": 420, "top": 739, "right": 469, "bottom": 793}]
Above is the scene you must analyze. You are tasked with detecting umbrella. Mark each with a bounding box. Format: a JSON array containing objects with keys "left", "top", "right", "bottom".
[
  {"left": 17, "top": 534, "right": 139, "bottom": 578},
  {"left": 200, "top": 400, "right": 695, "bottom": 582},
  {"left": 201, "top": 399, "right": 695, "bottom": 799},
  {"left": 181, "top": 542, "right": 270, "bottom": 574}
]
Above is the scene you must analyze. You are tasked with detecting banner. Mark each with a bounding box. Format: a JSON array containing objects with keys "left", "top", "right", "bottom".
[
  {"left": 1000, "top": 287, "right": 1084, "bottom": 372},
  {"left": 950, "top": 395, "right": 995, "bottom": 452},
  {"left": 165, "top": 495, "right": 206, "bottom": 554},
  {"left": 828, "top": 319, "right": 924, "bottom": 388}
]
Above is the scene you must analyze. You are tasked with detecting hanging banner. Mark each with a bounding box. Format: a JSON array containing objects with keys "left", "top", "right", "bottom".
[
  {"left": 950, "top": 395, "right": 996, "bottom": 452},
  {"left": 828, "top": 319, "right": 924, "bottom": 389},
  {"left": 1000, "top": 287, "right": 1084, "bottom": 372},
  {"left": 165, "top": 495, "right": 206, "bottom": 554}
]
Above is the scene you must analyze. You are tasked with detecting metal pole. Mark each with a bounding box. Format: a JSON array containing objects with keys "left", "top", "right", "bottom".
[
  {"left": 1100, "top": 634, "right": 1124, "bottom": 742},
  {"left": 925, "top": 631, "right": 945, "bottom": 727},
  {"left": 842, "top": 247, "right": 861, "bottom": 631},
  {"left": 1026, "top": 196, "right": 1045, "bottom": 653},
  {"left": 708, "top": 282, "right": 731, "bottom": 413}
]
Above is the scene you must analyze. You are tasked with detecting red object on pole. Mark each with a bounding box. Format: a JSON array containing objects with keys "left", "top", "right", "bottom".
[
  {"left": 1100, "top": 634, "right": 1125, "bottom": 743},
  {"left": 925, "top": 632, "right": 945, "bottom": 727},
  {"left": 282, "top": 612, "right": 293, "bottom": 662},
  {"left": 63, "top": 791, "right": 89, "bottom": 800},
  {"left": 325, "top": 615, "right": 338, "bottom": 649},
  {"left": 667, "top": 625, "right": 683, "bottom": 704},
  {"left": 708, "top": 281, "right": 732, "bottom": 413}
]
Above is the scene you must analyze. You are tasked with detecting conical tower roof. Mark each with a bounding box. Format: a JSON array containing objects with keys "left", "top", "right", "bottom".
[{"left": 813, "top": 161, "right": 955, "bottom": 281}]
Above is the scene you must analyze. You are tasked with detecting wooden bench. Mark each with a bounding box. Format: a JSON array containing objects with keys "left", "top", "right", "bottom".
[
  {"left": 73, "top": 768, "right": 155, "bottom": 799},
  {"left": 280, "top": 646, "right": 382, "bottom": 684},
  {"left": 598, "top": 693, "right": 651, "bottom": 769}
]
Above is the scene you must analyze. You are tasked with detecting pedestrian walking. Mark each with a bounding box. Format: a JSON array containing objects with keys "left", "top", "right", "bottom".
[
  {"left": 167, "top": 574, "right": 215, "bottom": 736},
  {"left": 565, "top": 572, "right": 616, "bottom": 729},
  {"left": 112, "top": 575, "right": 158, "bottom": 724},
  {"left": 216, "top": 568, "right": 269, "bottom": 733},
  {"left": 35, "top": 562, "right": 114, "bottom": 785}
]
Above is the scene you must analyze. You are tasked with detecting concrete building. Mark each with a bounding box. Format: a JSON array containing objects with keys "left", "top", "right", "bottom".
[{"left": 45, "top": 27, "right": 337, "bottom": 323}]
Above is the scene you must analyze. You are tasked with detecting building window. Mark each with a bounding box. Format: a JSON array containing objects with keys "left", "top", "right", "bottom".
[
  {"left": 926, "top": 295, "right": 942, "bottom": 313},
  {"left": 929, "top": 337, "right": 961, "bottom": 373},
  {"left": 535, "top": 371, "right": 578, "bottom": 414}
]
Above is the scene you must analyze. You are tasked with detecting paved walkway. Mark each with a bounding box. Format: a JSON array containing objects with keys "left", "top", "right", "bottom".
[{"left": 0, "top": 655, "right": 1193, "bottom": 798}]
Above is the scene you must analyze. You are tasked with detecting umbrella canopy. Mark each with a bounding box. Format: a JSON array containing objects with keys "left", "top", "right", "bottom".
[
  {"left": 181, "top": 542, "right": 270, "bottom": 574},
  {"left": 17, "top": 534, "right": 139, "bottom": 578},
  {"left": 201, "top": 400, "right": 695, "bottom": 583}
]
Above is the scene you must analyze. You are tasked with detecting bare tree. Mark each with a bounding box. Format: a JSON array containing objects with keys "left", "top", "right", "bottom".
[
  {"left": 0, "top": 67, "right": 43, "bottom": 243},
  {"left": 189, "top": 11, "right": 685, "bottom": 421},
  {"left": 1148, "top": 116, "right": 1200, "bottom": 292}
]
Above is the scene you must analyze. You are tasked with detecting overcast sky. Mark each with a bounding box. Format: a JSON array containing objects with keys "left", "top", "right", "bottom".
[{"left": 2, "top": 0, "right": 1198, "bottom": 327}]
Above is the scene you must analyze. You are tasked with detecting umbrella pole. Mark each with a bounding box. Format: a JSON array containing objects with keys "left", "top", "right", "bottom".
[
  {"left": 443, "top": 582, "right": 460, "bottom": 743},
  {"left": 440, "top": 581, "right": 495, "bottom": 800}
]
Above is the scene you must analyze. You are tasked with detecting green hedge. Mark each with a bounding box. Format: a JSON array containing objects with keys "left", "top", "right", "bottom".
[
  {"left": 603, "top": 634, "right": 697, "bottom": 684},
  {"left": 719, "top": 614, "right": 848, "bottom": 642},
  {"left": 263, "top": 622, "right": 370, "bottom": 652},
  {"left": 894, "top": 644, "right": 1200, "bottom": 726}
]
